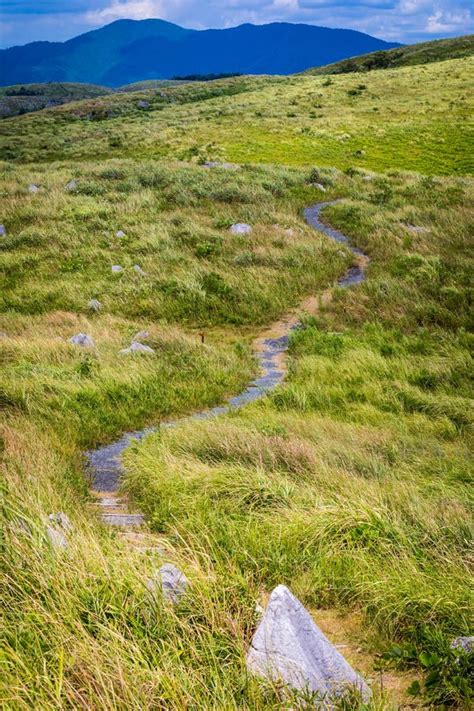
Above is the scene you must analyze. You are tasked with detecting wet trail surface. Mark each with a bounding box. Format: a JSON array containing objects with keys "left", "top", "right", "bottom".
[{"left": 87, "top": 201, "right": 368, "bottom": 525}]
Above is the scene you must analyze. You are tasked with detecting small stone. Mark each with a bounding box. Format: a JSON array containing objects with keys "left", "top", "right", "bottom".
[
  {"left": 147, "top": 563, "right": 188, "bottom": 603},
  {"left": 203, "top": 161, "right": 239, "bottom": 170},
  {"left": 115, "top": 230, "right": 126, "bottom": 238},
  {"left": 133, "top": 264, "right": 146, "bottom": 275},
  {"left": 48, "top": 512, "right": 72, "bottom": 532},
  {"left": 69, "top": 333, "right": 95, "bottom": 348},
  {"left": 137, "top": 100, "right": 150, "bottom": 109},
  {"left": 247, "top": 585, "right": 370, "bottom": 703},
  {"left": 0, "top": 330, "right": 7, "bottom": 338},
  {"left": 311, "top": 182, "right": 326, "bottom": 192},
  {"left": 230, "top": 223, "right": 252, "bottom": 235},
  {"left": 451, "top": 636, "right": 474, "bottom": 654},
  {"left": 28, "top": 184, "right": 40, "bottom": 193},
  {"left": 88, "top": 298, "right": 102, "bottom": 312},
  {"left": 65, "top": 179, "right": 78, "bottom": 191},
  {"left": 120, "top": 341, "right": 155, "bottom": 355},
  {"left": 402, "top": 223, "right": 429, "bottom": 234},
  {"left": 132, "top": 330, "right": 149, "bottom": 342},
  {"left": 284, "top": 228, "right": 295, "bottom": 236},
  {"left": 46, "top": 525, "right": 68, "bottom": 549},
  {"left": 0, "top": 224, "right": 6, "bottom": 237},
  {"left": 111, "top": 265, "right": 123, "bottom": 273}
]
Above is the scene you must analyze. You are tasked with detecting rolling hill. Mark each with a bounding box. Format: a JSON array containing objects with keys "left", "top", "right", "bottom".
[
  {"left": 305, "top": 33, "right": 474, "bottom": 75},
  {"left": 0, "top": 19, "right": 400, "bottom": 87}
]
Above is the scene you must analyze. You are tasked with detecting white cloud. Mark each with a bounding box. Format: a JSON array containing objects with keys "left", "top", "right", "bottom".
[
  {"left": 85, "top": 0, "right": 181, "bottom": 26},
  {"left": 426, "top": 8, "right": 472, "bottom": 33}
]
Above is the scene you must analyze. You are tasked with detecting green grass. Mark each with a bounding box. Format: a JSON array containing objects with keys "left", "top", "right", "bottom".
[
  {"left": 305, "top": 34, "right": 474, "bottom": 75},
  {"left": 0, "top": 82, "right": 112, "bottom": 119},
  {"left": 1, "top": 55, "right": 473, "bottom": 709},
  {"left": 1, "top": 57, "right": 472, "bottom": 175}
]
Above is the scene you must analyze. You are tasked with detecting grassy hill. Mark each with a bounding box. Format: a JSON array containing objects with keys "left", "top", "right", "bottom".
[
  {"left": 305, "top": 33, "right": 474, "bottom": 75},
  {"left": 2, "top": 53, "right": 473, "bottom": 708},
  {"left": 0, "top": 82, "right": 111, "bottom": 118},
  {"left": 1, "top": 56, "right": 472, "bottom": 175}
]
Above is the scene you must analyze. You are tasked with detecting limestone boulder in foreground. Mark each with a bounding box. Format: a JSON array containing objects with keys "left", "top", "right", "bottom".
[{"left": 247, "top": 585, "right": 371, "bottom": 703}]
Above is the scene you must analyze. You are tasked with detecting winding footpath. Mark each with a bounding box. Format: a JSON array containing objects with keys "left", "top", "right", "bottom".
[{"left": 87, "top": 201, "right": 369, "bottom": 526}]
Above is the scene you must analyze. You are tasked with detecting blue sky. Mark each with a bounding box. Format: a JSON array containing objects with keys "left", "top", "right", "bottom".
[{"left": 1, "top": 0, "right": 472, "bottom": 48}]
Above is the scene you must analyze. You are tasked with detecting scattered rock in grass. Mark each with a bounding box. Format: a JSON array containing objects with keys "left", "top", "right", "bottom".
[
  {"left": 451, "top": 636, "right": 474, "bottom": 654},
  {"left": 28, "top": 184, "right": 40, "bottom": 193},
  {"left": 69, "top": 333, "right": 95, "bottom": 348},
  {"left": 132, "top": 330, "right": 149, "bottom": 342},
  {"left": 0, "top": 224, "right": 6, "bottom": 237},
  {"left": 46, "top": 525, "right": 68, "bottom": 549},
  {"left": 137, "top": 100, "right": 150, "bottom": 109},
  {"left": 401, "top": 223, "right": 429, "bottom": 234},
  {"left": 88, "top": 298, "right": 102, "bottom": 312},
  {"left": 247, "top": 585, "right": 371, "bottom": 702},
  {"left": 0, "top": 330, "right": 7, "bottom": 338},
  {"left": 116, "top": 230, "right": 126, "bottom": 238},
  {"left": 230, "top": 223, "right": 252, "bottom": 235},
  {"left": 111, "top": 265, "right": 123, "bottom": 273},
  {"left": 147, "top": 563, "right": 188, "bottom": 603},
  {"left": 133, "top": 264, "right": 146, "bottom": 275},
  {"left": 284, "top": 228, "right": 295, "bottom": 236},
  {"left": 120, "top": 341, "right": 155, "bottom": 355},
  {"left": 48, "top": 512, "right": 72, "bottom": 532},
  {"left": 311, "top": 182, "right": 327, "bottom": 192},
  {"left": 65, "top": 179, "right": 78, "bottom": 191},
  {"left": 203, "top": 161, "right": 240, "bottom": 170}
]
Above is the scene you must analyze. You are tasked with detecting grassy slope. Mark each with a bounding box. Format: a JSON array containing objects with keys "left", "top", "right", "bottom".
[
  {"left": 1, "top": 57, "right": 472, "bottom": 175},
  {"left": 305, "top": 34, "right": 474, "bottom": 75},
  {"left": 2, "top": 57, "right": 473, "bottom": 708},
  {"left": 0, "top": 82, "right": 112, "bottom": 119}
]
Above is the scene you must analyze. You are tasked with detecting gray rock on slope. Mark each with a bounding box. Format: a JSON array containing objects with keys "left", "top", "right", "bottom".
[
  {"left": 88, "top": 298, "right": 102, "bottom": 312},
  {"left": 0, "top": 224, "right": 6, "bottom": 237},
  {"left": 65, "top": 179, "right": 78, "bottom": 191},
  {"left": 247, "top": 585, "right": 370, "bottom": 703},
  {"left": 230, "top": 223, "right": 252, "bottom": 235},
  {"left": 46, "top": 526, "right": 68, "bottom": 549},
  {"left": 147, "top": 563, "right": 188, "bottom": 603},
  {"left": 116, "top": 230, "right": 126, "bottom": 238},
  {"left": 132, "top": 330, "right": 149, "bottom": 342},
  {"left": 28, "top": 184, "right": 40, "bottom": 193},
  {"left": 111, "top": 265, "right": 123, "bottom": 273},
  {"left": 451, "top": 636, "right": 474, "bottom": 654},
  {"left": 120, "top": 341, "right": 154, "bottom": 355},
  {"left": 46, "top": 512, "right": 71, "bottom": 550},
  {"left": 48, "top": 512, "right": 72, "bottom": 532},
  {"left": 69, "top": 333, "right": 95, "bottom": 348},
  {"left": 133, "top": 264, "right": 146, "bottom": 275}
]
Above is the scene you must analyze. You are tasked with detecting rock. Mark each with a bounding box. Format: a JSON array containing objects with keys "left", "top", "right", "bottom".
[
  {"left": 284, "top": 228, "right": 295, "bottom": 236},
  {"left": 120, "top": 341, "right": 155, "bottom": 355},
  {"left": 147, "top": 563, "right": 188, "bottom": 603},
  {"left": 230, "top": 223, "right": 252, "bottom": 235},
  {"left": 65, "top": 179, "right": 78, "bottom": 191},
  {"left": 137, "top": 100, "right": 150, "bottom": 109},
  {"left": 311, "top": 183, "right": 326, "bottom": 192},
  {"left": 48, "top": 512, "right": 72, "bottom": 532},
  {"left": 247, "top": 585, "right": 370, "bottom": 703},
  {"left": 132, "top": 330, "right": 149, "bottom": 342},
  {"left": 402, "top": 223, "right": 429, "bottom": 234},
  {"left": 46, "top": 525, "right": 68, "bottom": 549},
  {"left": 0, "top": 330, "right": 7, "bottom": 338},
  {"left": 115, "top": 230, "right": 126, "bottom": 238},
  {"left": 203, "top": 161, "right": 239, "bottom": 170},
  {"left": 133, "top": 264, "right": 146, "bottom": 275},
  {"left": 0, "top": 224, "right": 6, "bottom": 237},
  {"left": 451, "top": 636, "right": 474, "bottom": 654},
  {"left": 111, "top": 265, "right": 123, "bottom": 273},
  {"left": 88, "top": 298, "right": 102, "bottom": 312},
  {"left": 69, "top": 333, "right": 95, "bottom": 348},
  {"left": 28, "top": 184, "right": 40, "bottom": 193}
]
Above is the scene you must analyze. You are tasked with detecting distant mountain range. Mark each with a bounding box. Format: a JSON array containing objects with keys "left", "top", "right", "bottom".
[{"left": 0, "top": 19, "right": 400, "bottom": 87}]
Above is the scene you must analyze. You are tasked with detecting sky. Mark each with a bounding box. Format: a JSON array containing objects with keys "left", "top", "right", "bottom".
[{"left": 0, "top": 0, "right": 472, "bottom": 48}]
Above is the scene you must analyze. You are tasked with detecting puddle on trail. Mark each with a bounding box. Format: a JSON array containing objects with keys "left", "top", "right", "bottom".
[{"left": 87, "top": 200, "right": 368, "bottom": 503}]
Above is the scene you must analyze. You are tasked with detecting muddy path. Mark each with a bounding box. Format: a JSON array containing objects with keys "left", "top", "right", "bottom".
[{"left": 87, "top": 200, "right": 368, "bottom": 525}]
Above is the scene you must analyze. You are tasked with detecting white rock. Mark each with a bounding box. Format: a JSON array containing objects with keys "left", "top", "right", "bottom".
[
  {"left": 230, "top": 223, "right": 252, "bottom": 235},
  {"left": 28, "top": 184, "right": 40, "bottom": 193},
  {"left": 133, "top": 264, "right": 146, "bottom": 275},
  {"left": 88, "top": 298, "right": 102, "bottom": 311},
  {"left": 311, "top": 183, "right": 326, "bottom": 192},
  {"left": 65, "top": 179, "right": 78, "bottom": 191},
  {"left": 120, "top": 341, "right": 155, "bottom": 355},
  {"left": 147, "top": 563, "right": 188, "bottom": 603},
  {"left": 111, "top": 265, "right": 123, "bottom": 273},
  {"left": 132, "top": 330, "right": 149, "bottom": 342},
  {"left": 203, "top": 161, "right": 240, "bottom": 170},
  {"left": 451, "top": 636, "right": 474, "bottom": 654},
  {"left": 48, "top": 512, "right": 72, "bottom": 532},
  {"left": 0, "top": 224, "right": 6, "bottom": 237},
  {"left": 247, "top": 585, "right": 371, "bottom": 703},
  {"left": 69, "top": 333, "right": 95, "bottom": 348},
  {"left": 116, "top": 230, "right": 126, "bottom": 238},
  {"left": 46, "top": 525, "right": 68, "bottom": 549}
]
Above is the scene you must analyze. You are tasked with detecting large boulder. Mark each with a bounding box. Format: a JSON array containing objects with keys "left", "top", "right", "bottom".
[
  {"left": 247, "top": 585, "right": 370, "bottom": 704},
  {"left": 69, "top": 333, "right": 95, "bottom": 348}
]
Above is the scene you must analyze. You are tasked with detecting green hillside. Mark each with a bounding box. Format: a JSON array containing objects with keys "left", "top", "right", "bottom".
[
  {"left": 306, "top": 33, "right": 474, "bottom": 75},
  {"left": 2, "top": 52, "right": 473, "bottom": 709},
  {"left": 0, "top": 82, "right": 111, "bottom": 118}
]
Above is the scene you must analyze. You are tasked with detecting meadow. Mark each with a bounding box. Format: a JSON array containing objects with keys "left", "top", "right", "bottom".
[{"left": 1, "top": 53, "right": 473, "bottom": 709}]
